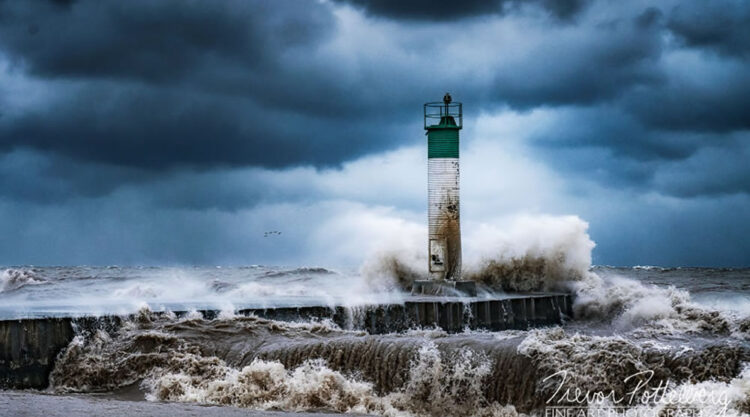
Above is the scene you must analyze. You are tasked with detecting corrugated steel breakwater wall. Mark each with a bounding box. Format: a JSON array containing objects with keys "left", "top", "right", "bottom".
[{"left": 0, "top": 293, "right": 572, "bottom": 389}]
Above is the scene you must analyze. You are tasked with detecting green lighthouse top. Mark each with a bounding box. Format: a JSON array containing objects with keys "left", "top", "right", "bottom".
[
  {"left": 425, "top": 94, "right": 461, "bottom": 158},
  {"left": 424, "top": 93, "right": 462, "bottom": 130}
]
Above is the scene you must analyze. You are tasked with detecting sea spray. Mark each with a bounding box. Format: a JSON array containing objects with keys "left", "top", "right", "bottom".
[
  {"left": 359, "top": 214, "right": 740, "bottom": 337},
  {"left": 463, "top": 215, "right": 596, "bottom": 292},
  {"left": 0, "top": 265, "right": 406, "bottom": 317},
  {"left": 1, "top": 268, "right": 44, "bottom": 292},
  {"left": 360, "top": 214, "right": 596, "bottom": 292}
]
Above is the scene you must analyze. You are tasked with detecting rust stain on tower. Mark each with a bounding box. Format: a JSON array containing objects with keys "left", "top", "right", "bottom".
[{"left": 435, "top": 194, "right": 462, "bottom": 281}]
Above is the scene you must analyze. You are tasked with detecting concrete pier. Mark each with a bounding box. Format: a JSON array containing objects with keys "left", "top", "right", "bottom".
[{"left": 0, "top": 293, "right": 572, "bottom": 389}]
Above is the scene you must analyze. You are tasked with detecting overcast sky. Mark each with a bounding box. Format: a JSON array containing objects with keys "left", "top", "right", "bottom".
[{"left": 0, "top": 0, "right": 748, "bottom": 267}]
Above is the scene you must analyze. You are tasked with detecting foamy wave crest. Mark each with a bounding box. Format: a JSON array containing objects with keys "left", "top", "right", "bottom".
[
  {"left": 260, "top": 267, "right": 336, "bottom": 278},
  {"left": 387, "top": 342, "right": 507, "bottom": 417},
  {"left": 1, "top": 268, "right": 44, "bottom": 292},
  {"left": 571, "top": 273, "right": 736, "bottom": 334},
  {"left": 633, "top": 265, "right": 668, "bottom": 271},
  {"left": 113, "top": 285, "right": 160, "bottom": 299}
]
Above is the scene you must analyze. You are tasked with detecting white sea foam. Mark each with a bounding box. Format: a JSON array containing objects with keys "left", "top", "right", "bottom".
[
  {"left": 144, "top": 341, "right": 526, "bottom": 417},
  {"left": 360, "top": 214, "right": 596, "bottom": 292},
  {"left": 0, "top": 268, "right": 44, "bottom": 292}
]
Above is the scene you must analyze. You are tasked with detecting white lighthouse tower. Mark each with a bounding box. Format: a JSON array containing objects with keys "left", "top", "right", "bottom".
[{"left": 413, "top": 94, "right": 475, "bottom": 296}]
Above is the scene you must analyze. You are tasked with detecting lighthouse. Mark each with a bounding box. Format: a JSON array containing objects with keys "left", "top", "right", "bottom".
[{"left": 425, "top": 93, "right": 462, "bottom": 281}]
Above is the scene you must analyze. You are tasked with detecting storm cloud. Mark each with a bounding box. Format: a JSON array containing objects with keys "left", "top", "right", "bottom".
[
  {"left": 668, "top": 0, "right": 750, "bottom": 58},
  {"left": 331, "top": 0, "right": 590, "bottom": 21},
  {"left": 0, "top": 0, "right": 748, "bottom": 266}
]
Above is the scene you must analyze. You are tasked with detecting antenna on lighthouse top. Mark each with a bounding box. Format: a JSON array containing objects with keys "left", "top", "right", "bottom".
[
  {"left": 424, "top": 94, "right": 462, "bottom": 130},
  {"left": 443, "top": 92, "right": 452, "bottom": 116}
]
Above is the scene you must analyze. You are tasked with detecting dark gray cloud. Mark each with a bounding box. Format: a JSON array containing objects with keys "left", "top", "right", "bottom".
[
  {"left": 621, "top": 64, "right": 750, "bottom": 133},
  {"left": 650, "top": 134, "right": 750, "bottom": 198},
  {"left": 530, "top": 106, "right": 750, "bottom": 197},
  {"left": 0, "top": 81, "right": 412, "bottom": 169},
  {"left": 584, "top": 193, "right": 750, "bottom": 267},
  {"left": 0, "top": 0, "right": 405, "bottom": 169},
  {"left": 332, "top": 0, "right": 589, "bottom": 21},
  {"left": 0, "top": 150, "right": 153, "bottom": 204},
  {"left": 0, "top": 0, "right": 331, "bottom": 83},
  {"left": 514, "top": 2, "right": 750, "bottom": 199},
  {"left": 489, "top": 17, "right": 664, "bottom": 108},
  {"left": 668, "top": 0, "right": 750, "bottom": 57},
  {"left": 2, "top": 0, "right": 741, "bottom": 174},
  {"left": 0, "top": 0, "right": 749, "bottom": 266}
]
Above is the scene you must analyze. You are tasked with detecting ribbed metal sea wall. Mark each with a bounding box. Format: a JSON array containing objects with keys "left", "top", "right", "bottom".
[
  {"left": 0, "top": 318, "right": 74, "bottom": 388},
  {"left": 0, "top": 293, "right": 573, "bottom": 389}
]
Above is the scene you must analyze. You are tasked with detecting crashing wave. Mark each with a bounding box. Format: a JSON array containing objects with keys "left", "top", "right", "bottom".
[
  {"left": 1, "top": 268, "right": 44, "bottom": 292},
  {"left": 361, "top": 214, "right": 743, "bottom": 336},
  {"left": 51, "top": 309, "right": 526, "bottom": 416},
  {"left": 462, "top": 215, "right": 595, "bottom": 293},
  {"left": 145, "top": 343, "right": 521, "bottom": 417},
  {"left": 633, "top": 265, "right": 667, "bottom": 271},
  {"left": 49, "top": 309, "right": 750, "bottom": 416},
  {"left": 361, "top": 215, "right": 595, "bottom": 293}
]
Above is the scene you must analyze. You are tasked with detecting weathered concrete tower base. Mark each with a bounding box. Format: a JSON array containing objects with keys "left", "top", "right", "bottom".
[{"left": 412, "top": 280, "right": 477, "bottom": 296}]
